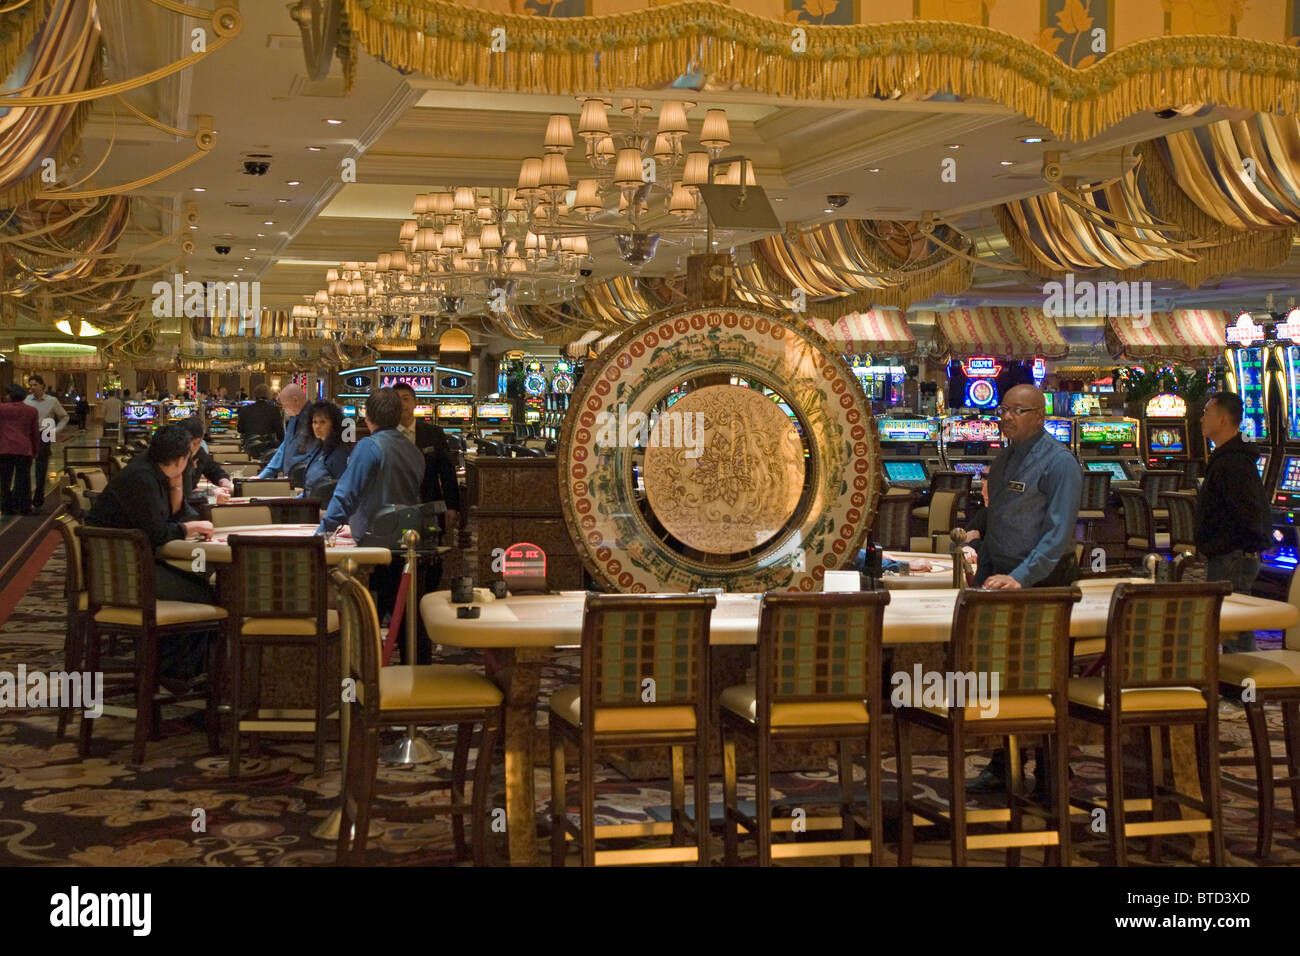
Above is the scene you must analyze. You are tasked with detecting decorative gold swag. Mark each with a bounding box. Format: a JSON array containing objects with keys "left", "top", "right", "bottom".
[
  {"left": 0, "top": 0, "right": 57, "bottom": 88},
  {"left": 342, "top": 0, "right": 1300, "bottom": 143}
]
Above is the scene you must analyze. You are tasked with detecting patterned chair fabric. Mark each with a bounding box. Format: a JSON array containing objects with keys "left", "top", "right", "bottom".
[
  {"left": 1079, "top": 471, "right": 1111, "bottom": 512},
  {"left": 231, "top": 538, "right": 321, "bottom": 617},
  {"left": 80, "top": 531, "right": 144, "bottom": 609},
  {"left": 958, "top": 596, "right": 1069, "bottom": 694},
  {"left": 1160, "top": 492, "right": 1198, "bottom": 553},
  {"left": 1113, "top": 591, "right": 1220, "bottom": 686},
  {"left": 1140, "top": 469, "right": 1182, "bottom": 509},
  {"left": 591, "top": 606, "right": 704, "bottom": 706},
  {"left": 870, "top": 492, "right": 913, "bottom": 550},
  {"left": 767, "top": 603, "right": 876, "bottom": 702},
  {"left": 1117, "top": 487, "right": 1156, "bottom": 548},
  {"left": 930, "top": 471, "right": 973, "bottom": 496}
]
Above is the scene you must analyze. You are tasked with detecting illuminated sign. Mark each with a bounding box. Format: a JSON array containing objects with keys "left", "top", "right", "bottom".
[
  {"left": 1276, "top": 309, "right": 1300, "bottom": 341},
  {"left": 502, "top": 541, "right": 547, "bottom": 591},
  {"left": 441, "top": 374, "right": 468, "bottom": 390},
  {"left": 1144, "top": 393, "right": 1187, "bottom": 418},
  {"left": 436, "top": 403, "right": 473, "bottom": 419},
  {"left": 345, "top": 374, "right": 371, "bottom": 389},
  {"left": 477, "top": 403, "right": 512, "bottom": 419},
  {"left": 379, "top": 374, "right": 435, "bottom": 392},
  {"left": 1226, "top": 312, "right": 1265, "bottom": 345},
  {"left": 961, "top": 356, "right": 1002, "bottom": 377},
  {"left": 1031, "top": 358, "right": 1046, "bottom": 382}
]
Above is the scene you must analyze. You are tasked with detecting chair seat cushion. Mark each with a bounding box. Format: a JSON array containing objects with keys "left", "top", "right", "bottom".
[
  {"left": 911, "top": 506, "right": 929, "bottom": 519},
  {"left": 1068, "top": 677, "right": 1206, "bottom": 711},
  {"left": 549, "top": 684, "right": 696, "bottom": 733},
  {"left": 1218, "top": 650, "right": 1300, "bottom": 689},
  {"left": 242, "top": 609, "right": 340, "bottom": 636},
  {"left": 1128, "top": 533, "right": 1170, "bottom": 550},
  {"left": 1072, "top": 637, "right": 1105, "bottom": 657},
  {"left": 720, "top": 684, "right": 868, "bottom": 727},
  {"left": 922, "top": 694, "right": 1056, "bottom": 721},
  {"left": 380, "top": 664, "right": 503, "bottom": 711},
  {"left": 1153, "top": 509, "right": 1169, "bottom": 520},
  {"left": 94, "top": 601, "right": 228, "bottom": 627},
  {"left": 1078, "top": 510, "right": 1106, "bottom": 520}
]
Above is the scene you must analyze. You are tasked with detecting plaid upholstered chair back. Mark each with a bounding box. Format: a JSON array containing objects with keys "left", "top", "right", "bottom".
[
  {"left": 930, "top": 471, "right": 973, "bottom": 496},
  {"left": 871, "top": 493, "right": 913, "bottom": 550},
  {"left": 1141, "top": 469, "right": 1182, "bottom": 508},
  {"left": 332, "top": 567, "right": 383, "bottom": 719},
  {"left": 1160, "top": 491, "right": 1197, "bottom": 552},
  {"left": 757, "top": 591, "right": 890, "bottom": 708},
  {"left": 75, "top": 526, "right": 153, "bottom": 612},
  {"left": 580, "top": 594, "right": 715, "bottom": 710},
  {"left": 1107, "top": 581, "right": 1230, "bottom": 691},
  {"left": 1079, "top": 471, "right": 1111, "bottom": 511},
  {"left": 228, "top": 534, "right": 325, "bottom": 619},
  {"left": 948, "top": 588, "right": 1080, "bottom": 699},
  {"left": 54, "top": 514, "right": 83, "bottom": 598},
  {"left": 1117, "top": 488, "right": 1153, "bottom": 542}
]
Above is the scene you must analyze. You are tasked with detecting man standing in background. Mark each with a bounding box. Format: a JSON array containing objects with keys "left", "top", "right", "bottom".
[
  {"left": 0, "top": 385, "right": 40, "bottom": 515},
  {"left": 101, "top": 389, "right": 122, "bottom": 440},
  {"left": 256, "top": 383, "right": 312, "bottom": 479},
  {"left": 24, "top": 375, "right": 67, "bottom": 510}
]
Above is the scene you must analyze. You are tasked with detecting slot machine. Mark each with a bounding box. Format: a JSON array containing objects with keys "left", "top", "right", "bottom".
[
  {"left": 939, "top": 413, "right": 1003, "bottom": 482},
  {"left": 1224, "top": 311, "right": 1272, "bottom": 445},
  {"left": 958, "top": 356, "right": 1001, "bottom": 412},
  {"left": 547, "top": 360, "right": 575, "bottom": 442},
  {"left": 434, "top": 402, "right": 473, "bottom": 436},
  {"left": 207, "top": 403, "right": 236, "bottom": 438},
  {"left": 876, "top": 415, "right": 942, "bottom": 489},
  {"left": 1075, "top": 417, "right": 1143, "bottom": 482},
  {"left": 522, "top": 360, "right": 548, "bottom": 440},
  {"left": 1141, "top": 393, "right": 1191, "bottom": 468},
  {"left": 475, "top": 402, "right": 513, "bottom": 441},
  {"left": 166, "top": 399, "right": 198, "bottom": 422},
  {"left": 122, "top": 401, "right": 158, "bottom": 440},
  {"left": 1043, "top": 416, "right": 1075, "bottom": 454}
]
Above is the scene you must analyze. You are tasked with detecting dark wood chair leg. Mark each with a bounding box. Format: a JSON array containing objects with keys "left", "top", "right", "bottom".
[
  {"left": 452, "top": 721, "right": 472, "bottom": 861},
  {"left": 1145, "top": 726, "right": 1164, "bottom": 862},
  {"left": 694, "top": 734, "right": 710, "bottom": 867},
  {"left": 579, "top": 738, "right": 596, "bottom": 867},
  {"left": 79, "top": 623, "right": 99, "bottom": 757},
  {"left": 755, "top": 727, "right": 773, "bottom": 867},
  {"left": 838, "top": 739, "right": 855, "bottom": 867},
  {"left": 58, "top": 615, "right": 84, "bottom": 738},
  {"left": 1051, "top": 734, "right": 1071, "bottom": 866},
  {"left": 1105, "top": 719, "right": 1127, "bottom": 866},
  {"left": 549, "top": 723, "right": 567, "bottom": 867},
  {"left": 1283, "top": 701, "right": 1300, "bottom": 829},
  {"left": 1197, "top": 720, "right": 1225, "bottom": 866},
  {"left": 351, "top": 728, "right": 380, "bottom": 863},
  {"left": 1006, "top": 735, "right": 1023, "bottom": 867},
  {"left": 132, "top": 630, "right": 158, "bottom": 766},
  {"left": 721, "top": 723, "right": 739, "bottom": 866},
  {"left": 1244, "top": 701, "right": 1274, "bottom": 859},
  {"left": 228, "top": 633, "right": 242, "bottom": 777},
  {"left": 336, "top": 712, "right": 362, "bottom": 864},
  {"left": 472, "top": 716, "right": 498, "bottom": 867},
  {"left": 948, "top": 725, "right": 968, "bottom": 867},
  {"left": 868, "top": 720, "right": 883, "bottom": 867},
  {"left": 896, "top": 713, "right": 915, "bottom": 866},
  {"left": 670, "top": 745, "right": 686, "bottom": 849},
  {"left": 205, "top": 624, "right": 223, "bottom": 754},
  {"left": 313, "top": 634, "right": 327, "bottom": 777}
]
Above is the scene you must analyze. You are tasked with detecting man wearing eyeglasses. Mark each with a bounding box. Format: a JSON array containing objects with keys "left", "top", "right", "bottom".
[{"left": 963, "top": 383, "right": 1081, "bottom": 793}]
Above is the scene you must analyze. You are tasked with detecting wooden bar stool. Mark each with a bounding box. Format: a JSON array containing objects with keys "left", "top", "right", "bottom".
[
  {"left": 76, "top": 527, "right": 227, "bottom": 765},
  {"left": 1067, "top": 580, "right": 1232, "bottom": 866},
  {"left": 720, "top": 590, "right": 890, "bottom": 866},
  {"left": 549, "top": 593, "right": 715, "bottom": 866},
  {"left": 227, "top": 534, "right": 339, "bottom": 777},
  {"left": 1116, "top": 488, "right": 1170, "bottom": 560},
  {"left": 895, "top": 587, "right": 1081, "bottom": 866},
  {"left": 52, "top": 514, "right": 87, "bottom": 738},
  {"left": 1077, "top": 470, "right": 1110, "bottom": 552},
  {"left": 332, "top": 567, "right": 502, "bottom": 865},
  {"left": 870, "top": 490, "right": 914, "bottom": 551}
]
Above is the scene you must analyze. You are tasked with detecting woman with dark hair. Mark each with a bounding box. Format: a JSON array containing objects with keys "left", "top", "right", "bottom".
[{"left": 299, "top": 400, "right": 350, "bottom": 499}]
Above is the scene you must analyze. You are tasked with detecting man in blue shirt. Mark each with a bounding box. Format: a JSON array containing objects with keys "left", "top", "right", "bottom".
[
  {"left": 256, "top": 383, "right": 311, "bottom": 479},
  {"left": 316, "top": 388, "right": 424, "bottom": 543},
  {"left": 961, "top": 384, "right": 1081, "bottom": 795}
]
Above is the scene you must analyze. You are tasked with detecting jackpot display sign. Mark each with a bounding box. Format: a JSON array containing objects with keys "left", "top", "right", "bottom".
[
  {"left": 1078, "top": 420, "right": 1138, "bottom": 446},
  {"left": 943, "top": 417, "right": 1001, "bottom": 444},
  {"left": 877, "top": 418, "right": 939, "bottom": 443},
  {"left": 377, "top": 362, "right": 437, "bottom": 394},
  {"left": 960, "top": 356, "right": 1001, "bottom": 409}
]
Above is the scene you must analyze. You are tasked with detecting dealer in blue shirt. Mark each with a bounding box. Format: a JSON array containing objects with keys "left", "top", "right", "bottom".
[
  {"left": 960, "top": 383, "right": 1081, "bottom": 794},
  {"left": 256, "top": 383, "right": 312, "bottom": 479},
  {"left": 316, "top": 387, "right": 424, "bottom": 543}
]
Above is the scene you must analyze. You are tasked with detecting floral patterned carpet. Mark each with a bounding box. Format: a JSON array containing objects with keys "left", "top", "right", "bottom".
[{"left": 1, "top": 535, "right": 1297, "bottom": 866}]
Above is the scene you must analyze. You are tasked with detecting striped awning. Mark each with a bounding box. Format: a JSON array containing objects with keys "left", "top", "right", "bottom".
[
  {"left": 934, "top": 307, "right": 1068, "bottom": 360},
  {"left": 1105, "top": 310, "right": 1228, "bottom": 362},
  {"left": 806, "top": 310, "right": 916, "bottom": 356}
]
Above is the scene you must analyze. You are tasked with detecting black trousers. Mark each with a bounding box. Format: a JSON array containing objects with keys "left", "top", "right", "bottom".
[
  {"left": 31, "top": 441, "right": 51, "bottom": 507},
  {"left": 0, "top": 454, "right": 33, "bottom": 514},
  {"left": 154, "top": 562, "right": 218, "bottom": 679}
]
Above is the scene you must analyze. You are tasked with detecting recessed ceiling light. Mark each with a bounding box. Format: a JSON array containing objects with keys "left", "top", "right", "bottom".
[
  {"left": 1020, "top": 136, "right": 1045, "bottom": 144},
  {"left": 249, "top": 247, "right": 256, "bottom": 251},
  {"left": 188, "top": 225, "right": 197, "bottom": 230},
  {"left": 306, "top": 145, "right": 324, "bottom": 151},
  {"left": 772, "top": 197, "right": 786, "bottom": 202},
  {"left": 192, "top": 187, "right": 205, "bottom": 192},
  {"left": 324, "top": 119, "right": 343, "bottom": 125},
  {"left": 823, "top": 208, "right": 834, "bottom": 214},
  {"left": 276, "top": 198, "right": 291, "bottom": 204},
  {"left": 867, "top": 167, "right": 881, "bottom": 173},
  {"left": 236, "top": 268, "right": 243, "bottom": 272},
  {"left": 286, "top": 180, "right": 301, "bottom": 186},
  {"left": 1000, "top": 160, "right": 1014, "bottom": 166},
  {"left": 263, "top": 221, "right": 274, "bottom": 225},
  {"left": 243, "top": 256, "right": 251, "bottom": 260},
  {"left": 945, "top": 144, "right": 961, "bottom": 149},
  {"left": 256, "top": 233, "right": 265, "bottom": 238}
]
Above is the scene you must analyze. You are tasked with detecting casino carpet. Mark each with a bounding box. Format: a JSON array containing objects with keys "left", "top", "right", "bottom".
[{"left": 0, "top": 542, "right": 1296, "bottom": 866}]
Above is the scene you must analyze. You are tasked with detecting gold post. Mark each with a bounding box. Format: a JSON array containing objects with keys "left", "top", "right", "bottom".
[{"left": 950, "top": 527, "right": 970, "bottom": 589}]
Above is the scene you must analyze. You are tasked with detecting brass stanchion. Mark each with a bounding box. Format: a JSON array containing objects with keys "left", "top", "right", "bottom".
[
  {"left": 950, "top": 528, "right": 973, "bottom": 589},
  {"left": 382, "top": 528, "right": 437, "bottom": 765}
]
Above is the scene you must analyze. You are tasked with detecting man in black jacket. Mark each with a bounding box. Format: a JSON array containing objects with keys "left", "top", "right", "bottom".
[
  {"left": 391, "top": 382, "right": 462, "bottom": 530},
  {"left": 1197, "top": 391, "right": 1273, "bottom": 652},
  {"left": 237, "top": 383, "right": 284, "bottom": 443},
  {"left": 179, "top": 417, "right": 231, "bottom": 505}
]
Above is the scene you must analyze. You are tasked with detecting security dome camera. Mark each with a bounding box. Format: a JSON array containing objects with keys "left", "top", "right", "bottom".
[
  {"left": 580, "top": 267, "right": 593, "bottom": 277},
  {"left": 826, "top": 194, "right": 850, "bottom": 208},
  {"left": 242, "top": 160, "right": 270, "bottom": 176},
  {"left": 214, "top": 245, "right": 231, "bottom": 255}
]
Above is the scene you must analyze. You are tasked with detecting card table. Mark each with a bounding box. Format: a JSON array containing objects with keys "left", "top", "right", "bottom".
[{"left": 157, "top": 524, "right": 392, "bottom": 566}]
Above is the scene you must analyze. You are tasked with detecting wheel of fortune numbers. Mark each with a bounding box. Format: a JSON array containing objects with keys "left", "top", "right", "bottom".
[{"left": 558, "top": 304, "right": 883, "bottom": 593}]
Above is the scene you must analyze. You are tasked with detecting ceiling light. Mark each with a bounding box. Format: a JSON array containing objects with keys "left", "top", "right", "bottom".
[
  {"left": 1000, "top": 161, "right": 1014, "bottom": 166},
  {"left": 324, "top": 119, "right": 343, "bottom": 125},
  {"left": 286, "top": 180, "right": 301, "bottom": 186},
  {"left": 307, "top": 145, "right": 324, "bottom": 151},
  {"left": 188, "top": 225, "right": 197, "bottom": 230},
  {"left": 773, "top": 197, "right": 786, "bottom": 202},
  {"left": 192, "top": 187, "right": 205, "bottom": 192},
  {"left": 945, "top": 144, "right": 961, "bottom": 149},
  {"left": 823, "top": 208, "right": 833, "bottom": 214},
  {"left": 277, "top": 198, "right": 290, "bottom": 203},
  {"left": 263, "top": 221, "right": 274, "bottom": 225},
  {"left": 243, "top": 256, "right": 251, "bottom": 260},
  {"left": 256, "top": 233, "right": 265, "bottom": 237},
  {"left": 1020, "top": 136, "right": 1045, "bottom": 144},
  {"left": 867, "top": 167, "right": 881, "bottom": 173}
]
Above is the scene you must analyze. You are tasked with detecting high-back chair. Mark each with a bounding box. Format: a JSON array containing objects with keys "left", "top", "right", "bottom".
[
  {"left": 870, "top": 489, "right": 914, "bottom": 551},
  {"left": 226, "top": 534, "right": 338, "bottom": 776},
  {"left": 1218, "top": 570, "right": 1300, "bottom": 858},
  {"left": 233, "top": 478, "right": 292, "bottom": 498},
  {"left": 1140, "top": 469, "right": 1182, "bottom": 518},
  {"left": 1159, "top": 490, "right": 1198, "bottom": 558},
  {"left": 720, "top": 590, "right": 890, "bottom": 866},
  {"left": 1116, "top": 487, "right": 1169, "bottom": 559},
  {"left": 215, "top": 451, "right": 252, "bottom": 464},
  {"left": 332, "top": 567, "right": 502, "bottom": 865},
  {"left": 1067, "top": 580, "right": 1232, "bottom": 865},
  {"left": 550, "top": 593, "right": 715, "bottom": 866},
  {"left": 209, "top": 504, "right": 274, "bottom": 529},
  {"left": 52, "top": 514, "right": 87, "bottom": 737},
  {"left": 222, "top": 463, "right": 262, "bottom": 479},
  {"left": 1077, "top": 471, "right": 1111, "bottom": 549},
  {"left": 912, "top": 471, "right": 972, "bottom": 520},
  {"left": 895, "top": 587, "right": 1082, "bottom": 866},
  {"left": 911, "top": 489, "right": 962, "bottom": 553},
  {"left": 75, "top": 526, "right": 226, "bottom": 765},
  {"left": 77, "top": 469, "right": 108, "bottom": 493}
]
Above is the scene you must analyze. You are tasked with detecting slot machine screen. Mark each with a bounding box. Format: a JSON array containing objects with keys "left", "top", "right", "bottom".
[
  {"left": 476, "top": 403, "right": 512, "bottom": 419},
  {"left": 341, "top": 405, "right": 358, "bottom": 418},
  {"left": 1274, "top": 456, "right": 1300, "bottom": 507},
  {"left": 878, "top": 419, "right": 939, "bottom": 443},
  {"left": 1148, "top": 424, "right": 1186, "bottom": 453},
  {"left": 1043, "top": 419, "right": 1073, "bottom": 445},
  {"left": 944, "top": 418, "right": 1001, "bottom": 444},
  {"left": 413, "top": 404, "right": 434, "bottom": 419},
  {"left": 1078, "top": 420, "right": 1137, "bottom": 447},
  {"left": 436, "top": 403, "right": 472, "bottom": 419},
  {"left": 952, "top": 460, "right": 990, "bottom": 477},
  {"left": 125, "top": 404, "right": 154, "bottom": 421},
  {"left": 1257, "top": 454, "right": 1269, "bottom": 479},
  {"left": 883, "top": 460, "right": 928, "bottom": 484},
  {"left": 210, "top": 407, "right": 232, "bottom": 422},
  {"left": 1085, "top": 461, "right": 1129, "bottom": 482}
]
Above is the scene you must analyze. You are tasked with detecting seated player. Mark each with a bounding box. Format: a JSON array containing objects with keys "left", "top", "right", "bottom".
[
  {"left": 85, "top": 424, "right": 217, "bottom": 683},
  {"left": 297, "top": 400, "right": 351, "bottom": 500},
  {"left": 179, "top": 417, "right": 231, "bottom": 504}
]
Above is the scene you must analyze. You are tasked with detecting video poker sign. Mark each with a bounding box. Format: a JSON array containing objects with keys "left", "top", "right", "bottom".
[{"left": 377, "top": 362, "right": 437, "bottom": 394}]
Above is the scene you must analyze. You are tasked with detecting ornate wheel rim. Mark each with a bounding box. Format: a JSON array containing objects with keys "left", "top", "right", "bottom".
[{"left": 558, "top": 304, "right": 883, "bottom": 593}]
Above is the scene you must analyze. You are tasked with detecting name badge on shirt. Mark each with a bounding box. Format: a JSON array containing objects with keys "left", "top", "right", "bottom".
[{"left": 1007, "top": 480, "right": 1026, "bottom": 493}]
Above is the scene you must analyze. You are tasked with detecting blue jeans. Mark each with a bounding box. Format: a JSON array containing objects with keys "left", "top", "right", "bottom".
[{"left": 1206, "top": 549, "right": 1261, "bottom": 653}]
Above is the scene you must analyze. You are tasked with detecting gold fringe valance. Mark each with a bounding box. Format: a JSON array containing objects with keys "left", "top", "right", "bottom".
[
  {"left": 343, "top": 0, "right": 1300, "bottom": 142},
  {"left": 0, "top": 0, "right": 56, "bottom": 86}
]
